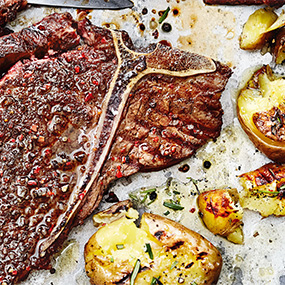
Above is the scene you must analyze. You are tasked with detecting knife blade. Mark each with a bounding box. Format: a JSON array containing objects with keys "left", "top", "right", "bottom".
[{"left": 27, "top": 0, "right": 134, "bottom": 10}]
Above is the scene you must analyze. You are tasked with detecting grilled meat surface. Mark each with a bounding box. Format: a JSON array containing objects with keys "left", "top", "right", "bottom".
[
  {"left": 0, "top": 0, "right": 27, "bottom": 27},
  {"left": 0, "top": 13, "right": 80, "bottom": 74},
  {"left": 78, "top": 61, "right": 231, "bottom": 220},
  {"left": 0, "top": 13, "right": 231, "bottom": 284},
  {"left": 203, "top": 0, "right": 284, "bottom": 6}
]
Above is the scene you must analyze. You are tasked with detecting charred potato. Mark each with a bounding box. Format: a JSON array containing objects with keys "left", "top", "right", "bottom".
[
  {"left": 272, "top": 27, "right": 285, "bottom": 64},
  {"left": 239, "top": 163, "right": 285, "bottom": 217},
  {"left": 85, "top": 212, "right": 222, "bottom": 285},
  {"left": 237, "top": 65, "right": 285, "bottom": 162},
  {"left": 240, "top": 8, "right": 278, "bottom": 50},
  {"left": 92, "top": 200, "right": 138, "bottom": 227},
  {"left": 198, "top": 189, "right": 244, "bottom": 244}
]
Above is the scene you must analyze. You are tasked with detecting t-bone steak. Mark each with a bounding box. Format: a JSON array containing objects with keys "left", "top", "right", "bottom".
[{"left": 0, "top": 13, "right": 231, "bottom": 284}]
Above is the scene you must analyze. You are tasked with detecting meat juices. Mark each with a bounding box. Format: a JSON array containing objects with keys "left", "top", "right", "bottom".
[{"left": 0, "top": 13, "right": 231, "bottom": 284}]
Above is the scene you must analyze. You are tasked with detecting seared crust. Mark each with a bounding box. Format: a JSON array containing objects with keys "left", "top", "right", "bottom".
[{"left": 0, "top": 0, "right": 27, "bottom": 26}]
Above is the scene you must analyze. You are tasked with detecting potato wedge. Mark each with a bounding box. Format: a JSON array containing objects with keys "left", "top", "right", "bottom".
[
  {"left": 85, "top": 212, "right": 222, "bottom": 285},
  {"left": 237, "top": 65, "right": 285, "bottom": 162},
  {"left": 239, "top": 163, "right": 285, "bottom": 217},
  {"left": 240, "top": 8, "right": 278, "bottom": 50},
  {"left": 198, "top": 189, "right": 244, "bottom": 244}
]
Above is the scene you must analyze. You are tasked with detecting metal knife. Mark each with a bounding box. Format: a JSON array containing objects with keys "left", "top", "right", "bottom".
[{"left": 27, "top": 0, "right": 134, "bottom": 10}]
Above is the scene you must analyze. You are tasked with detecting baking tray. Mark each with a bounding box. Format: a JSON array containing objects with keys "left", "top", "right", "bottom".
[{"left": 9, "top": 0, "right": 285, "bottom": 284}]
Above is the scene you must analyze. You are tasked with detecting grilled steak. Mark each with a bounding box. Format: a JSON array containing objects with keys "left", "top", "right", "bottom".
[
  {"left": 203, "top": 0, "right": 284, "bottom": 6},
  {"left": 0, "top": 13, "right": 231, "bottom": 284},
  {"left": 78, "top": 61, "right": 231, "bottom": 220},
  {"left": 0, "top": 0, "right": 27, "bottom": 27},
  {"left": 0, "top": 12, "right": 80, "bottom": 74}
]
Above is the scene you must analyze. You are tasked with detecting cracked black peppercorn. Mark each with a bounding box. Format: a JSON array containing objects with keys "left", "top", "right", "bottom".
[
  {"left": 162, "top": 22, "right": 172, "bottom": 33},
  {"left": 149, "top": 191, "right": 157, "bottom": 201},
  {"left": 203, "top": 161, "right": 211, "bottom": 169}
]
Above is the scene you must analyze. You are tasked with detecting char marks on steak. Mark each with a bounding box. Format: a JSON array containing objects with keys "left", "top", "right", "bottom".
[
  {"left": 0, "top": 13, "right": 231, "bottom": 284},
  {"left": 203, "top": 0, "right": 284, "bottom": 6}
]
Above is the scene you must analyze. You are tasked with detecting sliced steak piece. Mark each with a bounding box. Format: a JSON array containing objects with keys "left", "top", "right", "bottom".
[
  {"left": 203, "top": 0, "right": 284, "bottom": 6},
  {"left": 0, "top": 15, "right": 231, "bottom": 284},
  {"left": 0, "top": 0, "right": 27, "bottom": 26},
  {"left": 0, "top": 12, "right": 80, "bottom": 74}
]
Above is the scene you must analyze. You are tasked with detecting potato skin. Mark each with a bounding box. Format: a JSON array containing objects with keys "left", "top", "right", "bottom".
[
  {"left": 197, "top": 189, "right": 244, "bottom": 244},
  {"left": 237, "top": 66, "right": 285, "bottom": 162},
  {"left": 85, "top": 212, "right": 222, "bottom": 285},
  {"left": 238, "top": 109, "right": 285, "bottom": 162}
]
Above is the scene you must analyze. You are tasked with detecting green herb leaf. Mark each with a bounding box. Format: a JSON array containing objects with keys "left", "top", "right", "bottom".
[
  {"left": 173, "top": 190, "right": 180, "bottom": 195},
  {"left": 145, "top": 243, "right": 154, "bottom": 260},
  {"left": 170, "top": 260, "right": 178, "bottom": 270},
  {"left": 187, "top": 177, "right": 198, "bottom": 184},
  {"left": 147, "top": 200, "right": 156, "bottom": 206},
  {"left": 163, "top": 201, "right": 184, "bottom": 211},
  {"left": 130, "top": 259, "right": 141, "bottom": 285},
  {"left": 254, "top": 189, "right": 279, "bottom": 195},
  {"left": 159, "top": 7, "right": 170, "bottom": 24},
  {"left": 151, "top": 276, "right": 162, "bottom": 285},
  {"left": 279, "top": 184, "right": 285, "bottom": 190},
  {"left": 129, "top": 194, "right": 139, "bottom": 201},
  {"left": 191, "top": 282, "right": 198, "bottom": 285},
  {"left": 268, "top": 168, "right": 275, "bottom": 177},
  {"left": 110, "top": 256, "right": 114, "bottom": 263},
  {"left": 141, "top": 194, "right": 148, "bottom": 203},
  {"left": 141, "top": 188, "right": 156, "bottom": 194},
  {"left": 164, "top": 210, "right": 170, "bottom": 216},
  {"left": 116, "top": 244, "right": 125, "bottom": 250}
]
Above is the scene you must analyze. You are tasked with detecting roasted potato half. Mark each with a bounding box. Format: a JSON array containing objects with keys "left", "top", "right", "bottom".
[
  {"left": 85, "top": 212, "right": 222, "bottom": 285},
  {"left": 239, "top": 163, "right": 285, "bottom": 217},
  {"left": 198, "top": 189, "right": 244, "bottom": 244},
  {"left": 237, "top": 65, "right": 285, "bottom": 162},
  {"left": 240, "top": 8, "right": 278, "bottom": 50}
]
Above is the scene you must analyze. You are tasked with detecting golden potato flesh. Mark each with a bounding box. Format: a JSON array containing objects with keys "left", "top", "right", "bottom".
[
  {"left": 240, "top": 8, "right": 278, "bottom": 50},
  {"left": 85, "top": 212, "right": 222, "bottom": 285},
  {"left": 197, "top": 189, "right": 244, "bottom": 244},
  {"left": 237, "top": 65, "right": 285, "bottom": 162},
  {"left": 239, "top": 163, "right": 285, "bottom": 217}
]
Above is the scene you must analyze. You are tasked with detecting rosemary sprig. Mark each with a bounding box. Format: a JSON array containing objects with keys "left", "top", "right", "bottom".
[
  {"left": 144, "top": 243, "right": 154, "bottom": 260},
  {"left": 170, "top": 260, "right": 178, "bottom": 270},
  {"left": 130, "top": 259, "right": 141, "bottom": 285},
  {"left": 163, "top": 201, "right": 184, "bottom": 211},
  {"left": 116, "top": 244, "right": 124, "bottom": 250},
  {"left": 253, "top": 189, "right": 279, "bottom": 195},
  {"left": 159, "top": 7, "right": 170, "bottom": 24}
]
